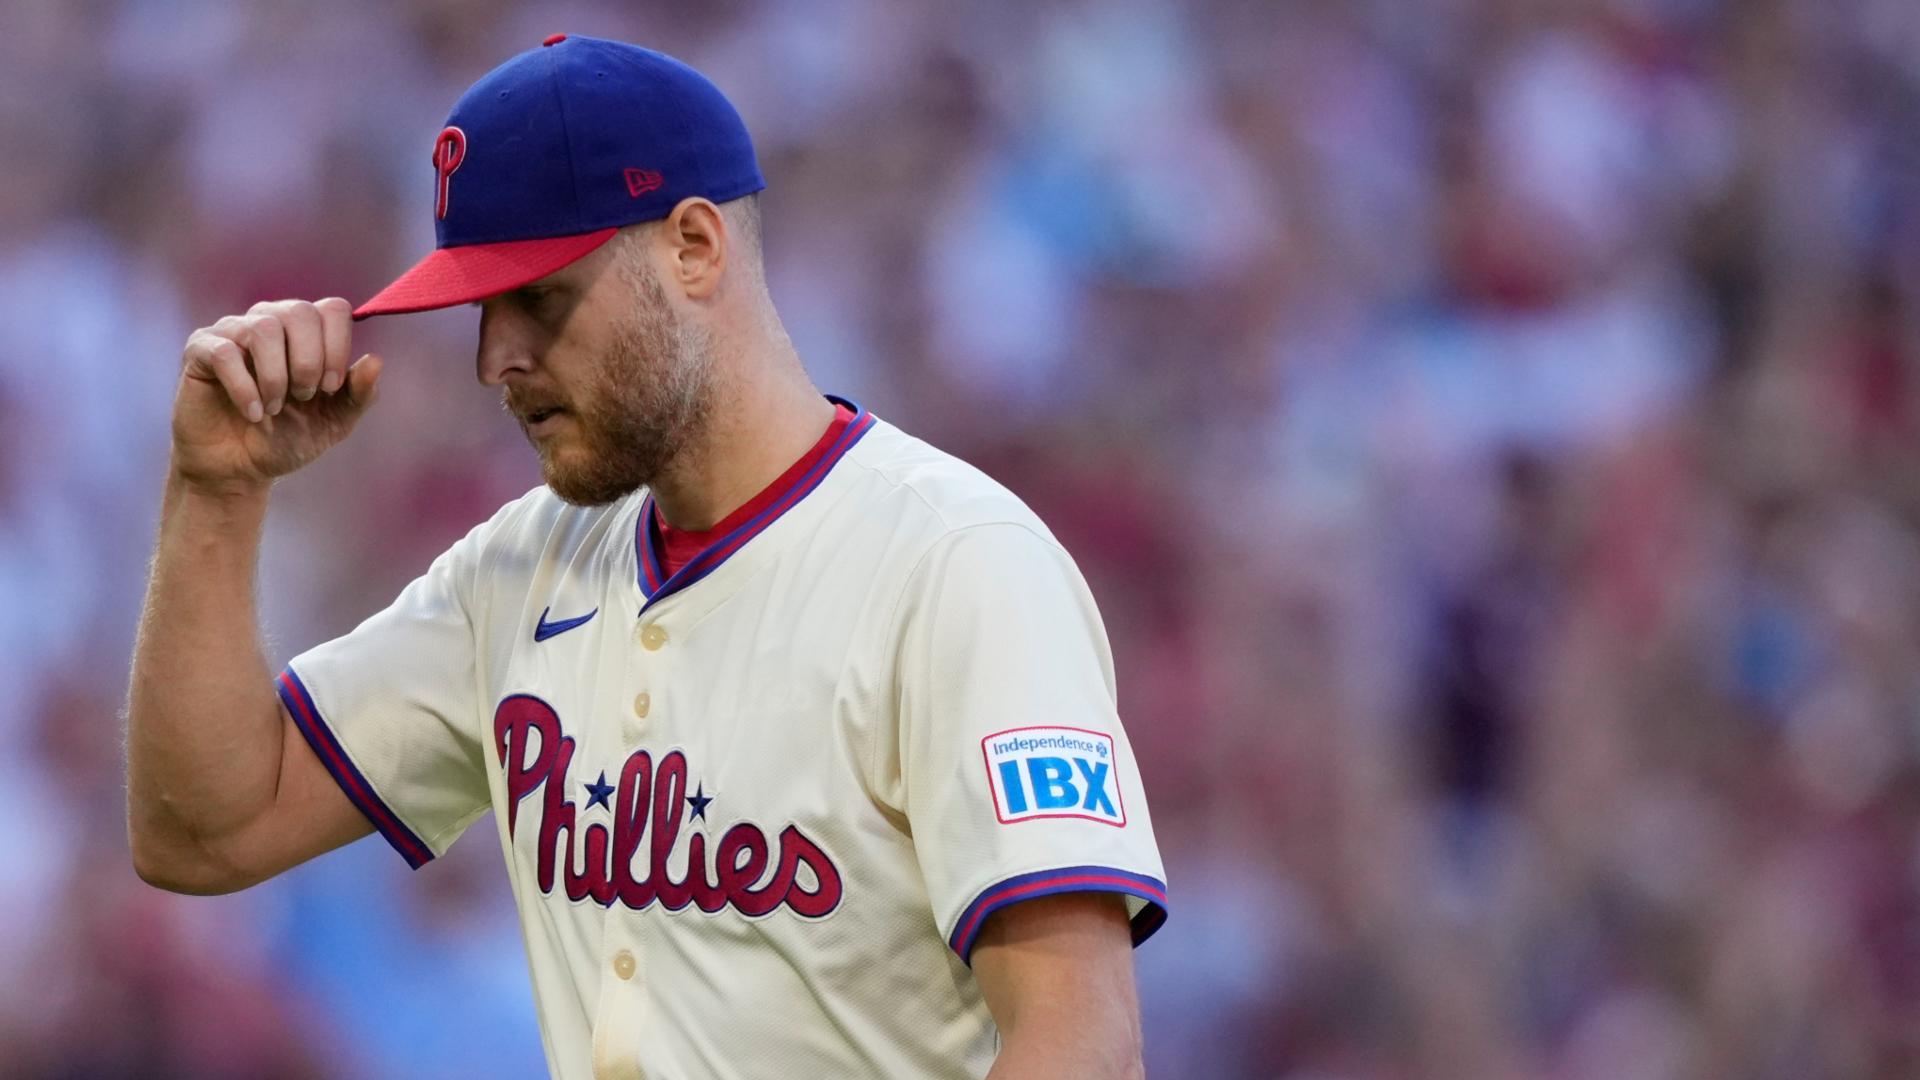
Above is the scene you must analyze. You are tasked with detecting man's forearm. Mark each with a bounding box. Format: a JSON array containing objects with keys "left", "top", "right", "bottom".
[{"left": 126, "top": 470, "right": 284, "bottom": 877}]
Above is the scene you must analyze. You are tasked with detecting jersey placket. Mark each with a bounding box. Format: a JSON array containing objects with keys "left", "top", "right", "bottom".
[
  {"left": 588, "top": 399, "right": 877, "bottom": 1076},
  {"left": 589, "top": 922, "right": 647, "bottom": 1078},
  {"left": 588, "top": 594, "right": 675, "bottom": 1079}
]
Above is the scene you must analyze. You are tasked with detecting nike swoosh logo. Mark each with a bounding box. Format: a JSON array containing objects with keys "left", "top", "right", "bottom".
[{"left": 534, "top": 606, "right": 598, "bottom": 642}]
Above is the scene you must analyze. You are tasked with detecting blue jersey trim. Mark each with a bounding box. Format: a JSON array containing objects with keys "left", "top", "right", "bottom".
[
  {"left": 948, "top": 865, "right": 1169, "bottom": 964},
  {"left": 634, "top": 395, "right": 876, "bottom": 608},
  {"left": 276, "top": 667, "right": 435, "bottom": 869}
]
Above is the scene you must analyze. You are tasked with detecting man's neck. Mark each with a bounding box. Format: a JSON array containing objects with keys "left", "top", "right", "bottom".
[{"left": 647, "top": 344, "right": 834, "bottom": 532}]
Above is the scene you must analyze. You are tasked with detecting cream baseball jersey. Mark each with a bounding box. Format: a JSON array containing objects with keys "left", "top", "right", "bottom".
[{"left": 274, "top": 399, "right": 1168, "bottom": 1079}]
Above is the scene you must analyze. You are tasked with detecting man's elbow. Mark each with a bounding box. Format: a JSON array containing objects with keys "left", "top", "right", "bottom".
[{"left": 128, "top": 827, "right": 255, "bottom": 896}]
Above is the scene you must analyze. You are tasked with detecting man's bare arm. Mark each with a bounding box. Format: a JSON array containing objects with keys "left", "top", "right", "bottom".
[
  {"left": 973, "top": 892, "right": 1146, "bottom": 1079},
  {"left": 126, "top": 298, "right": 382, "bottom": 894}
]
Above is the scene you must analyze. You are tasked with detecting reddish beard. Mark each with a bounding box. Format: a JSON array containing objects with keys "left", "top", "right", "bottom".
[{"left": 518, "top": 274, "right": 714, "bottom": 507}]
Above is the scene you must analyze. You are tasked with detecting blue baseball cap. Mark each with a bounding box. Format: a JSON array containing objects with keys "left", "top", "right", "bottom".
[{"left": 355, "top": 34, "right": 765, "bottom": 319}]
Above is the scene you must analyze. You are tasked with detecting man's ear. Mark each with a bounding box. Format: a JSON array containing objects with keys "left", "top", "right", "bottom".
[{"left": 662, "top": 197, "right": 727, "bottom": 300}]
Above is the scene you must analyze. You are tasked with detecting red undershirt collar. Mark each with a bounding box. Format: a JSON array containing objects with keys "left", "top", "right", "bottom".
[{"left": 650, "top": 402, "right": 858, "bottom": 580}]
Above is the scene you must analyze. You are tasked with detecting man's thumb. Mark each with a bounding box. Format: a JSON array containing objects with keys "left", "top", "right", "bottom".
[{"left": 345, "top": 353, "right": 384, "bottom": 408}]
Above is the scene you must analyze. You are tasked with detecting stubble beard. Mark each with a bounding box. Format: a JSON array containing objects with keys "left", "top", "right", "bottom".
[{"left": 528, "top": 272, "right": 715, "bottom": 507}]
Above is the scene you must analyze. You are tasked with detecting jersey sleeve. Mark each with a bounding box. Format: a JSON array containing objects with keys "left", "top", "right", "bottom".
[
  {"left": 894, "top": 522, "right": 1167, "bottom": 964},
  {"left": 275, "top": 516, "right": 497, "bottom": 869}
]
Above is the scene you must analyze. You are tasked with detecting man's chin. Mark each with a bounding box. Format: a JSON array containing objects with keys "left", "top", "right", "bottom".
[
  {"left": 543, "top": 471, "right": 642, "bottom": 507},
  {"left": 538, "top": 451, "right": 645, "bottom": 507}
]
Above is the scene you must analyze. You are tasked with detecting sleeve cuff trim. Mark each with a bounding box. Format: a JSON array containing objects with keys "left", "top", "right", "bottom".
[
  {"left": 276, "top": 667, "right": 435, "bottom": 869},
  {"left": 948, "top": 865, "right": 1169, "bottom": 963}
]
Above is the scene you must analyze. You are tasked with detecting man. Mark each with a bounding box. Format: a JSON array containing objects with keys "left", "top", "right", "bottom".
[{"left": 127, "top": 34, "right": 1165, "bottom": 1080}]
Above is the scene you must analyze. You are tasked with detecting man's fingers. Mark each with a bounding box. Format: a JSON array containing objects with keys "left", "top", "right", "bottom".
[
  {"left": 242, "top": 312, "right": 289, "bottom": 415},
  {"left": 315, "top": 298, "right": 352, "bottom": 395},
  {"left": 180, "top": 303, "right": 369, "bottom": 429},
  {"left": 188, "top": 334, "right": 265, "bottom": 423},
  {"left": 278, "top": 303, "right": 326, "bottom": 402}
]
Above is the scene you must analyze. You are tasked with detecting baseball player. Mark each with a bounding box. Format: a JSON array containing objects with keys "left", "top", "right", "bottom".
[{"left": 127, "top": 35, "right": 1165, "bottom": 1080}]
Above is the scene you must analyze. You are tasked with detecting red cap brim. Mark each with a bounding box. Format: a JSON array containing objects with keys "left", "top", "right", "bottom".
[{"left": 353, "top": 228, "right": 620, "bottom": 319}]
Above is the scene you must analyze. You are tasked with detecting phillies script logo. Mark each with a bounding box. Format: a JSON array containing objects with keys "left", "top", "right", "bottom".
[{"left": 494, "top": 695, "right": 842, "bottom": 918}]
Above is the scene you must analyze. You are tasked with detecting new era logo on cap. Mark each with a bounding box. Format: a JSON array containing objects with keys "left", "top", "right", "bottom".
[
  {"left": 354, "top": 35, "right": 766, "bottom": 319},
  {"left": 624, "top": 169, "right": 664, "bottom": 198}
]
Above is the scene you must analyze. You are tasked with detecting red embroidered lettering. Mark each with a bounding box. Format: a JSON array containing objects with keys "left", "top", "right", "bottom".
[{"left": 491, "top": 699, "right": 842, "bottom": 921}]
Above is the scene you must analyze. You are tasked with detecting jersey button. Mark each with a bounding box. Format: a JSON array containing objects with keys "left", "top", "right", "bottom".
[
  {"left": 632, "top": 691, "right": 651, "bottom": 718},
  {"left": 639, "top": 623, "right": 668, "bottom": 651},
  {"left": 612, "top": 949, "right": 636, "bottom": 980}
]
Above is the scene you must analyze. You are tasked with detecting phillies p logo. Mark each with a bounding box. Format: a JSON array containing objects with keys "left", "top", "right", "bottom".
[{"left": 433, "top": 126, "right": 467, "bottom": 220}]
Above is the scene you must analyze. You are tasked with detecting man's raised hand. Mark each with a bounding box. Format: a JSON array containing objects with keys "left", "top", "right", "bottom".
[{"left": 173, "top": 297, "right": 383, "bottom": 491}]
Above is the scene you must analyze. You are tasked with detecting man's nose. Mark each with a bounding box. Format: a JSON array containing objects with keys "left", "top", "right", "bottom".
[{"left": 475, "top": 301, "right": 534, "bottom": 386}]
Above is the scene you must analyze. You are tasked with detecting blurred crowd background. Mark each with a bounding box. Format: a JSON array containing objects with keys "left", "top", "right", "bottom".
[{"left": 5, "top": 0, "right": 1920, "bottom": 1076}]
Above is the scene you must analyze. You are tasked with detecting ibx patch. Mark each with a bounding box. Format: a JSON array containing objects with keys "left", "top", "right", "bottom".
[{"left": 981, "top": 726, "right": 1126, "bottom": 827}]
